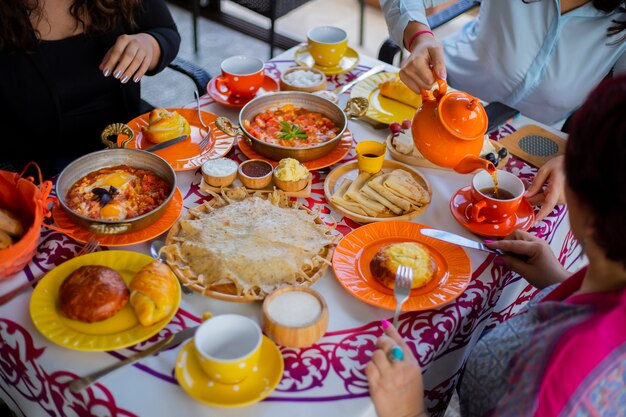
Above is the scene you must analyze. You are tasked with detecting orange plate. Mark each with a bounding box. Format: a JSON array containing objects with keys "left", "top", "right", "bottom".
[
  {"left": 51, "top": 188, "right": 183, "bottom": 246},
  {"left": 124, "top": 109, "right": 234, "bottom": 171},
  {"left": 237, "top": 130, "right": 354, "bottom": 171},
  {"left": 207, "top": 75, "right": 280, "bottom": 108},
  {"left": 450, "top": 186, "right": 535, "bottom": 238},
  {"left": 332, "top": 221, "right": 471, "bottom": 311}
]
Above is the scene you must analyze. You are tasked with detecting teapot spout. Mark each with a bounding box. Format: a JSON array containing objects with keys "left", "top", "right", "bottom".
[{"left": 453, "top": 155, "right": 495, "bottom": 174}]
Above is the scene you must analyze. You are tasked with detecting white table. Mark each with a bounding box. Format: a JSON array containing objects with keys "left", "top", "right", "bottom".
[{"left": 0, "top": 47, "right": 582, "bottom": 417}]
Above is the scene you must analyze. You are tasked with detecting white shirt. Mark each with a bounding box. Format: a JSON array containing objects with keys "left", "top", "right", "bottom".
[{"left": 381, "top": 0, "right": 626, "bottom": 126}]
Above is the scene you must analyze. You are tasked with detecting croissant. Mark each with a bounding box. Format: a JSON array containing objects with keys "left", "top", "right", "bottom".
[
  {"left": 129, "top": 261, "right": 178, "bottom": 326},
  {"left": 142, "top": 108, "right": 191, "bottom": 143},
  {"left": 379, "top": 76, "right": 422, "bottom": 108}
]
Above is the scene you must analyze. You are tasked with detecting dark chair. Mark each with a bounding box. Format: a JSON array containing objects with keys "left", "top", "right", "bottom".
[{"left": 377, "top": 0, "right": 481, "bottom": 65}]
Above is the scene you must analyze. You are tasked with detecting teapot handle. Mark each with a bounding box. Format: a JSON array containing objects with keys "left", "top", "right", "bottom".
[{"left": 419, "top": 69, "right": 448, "bottom": 102}]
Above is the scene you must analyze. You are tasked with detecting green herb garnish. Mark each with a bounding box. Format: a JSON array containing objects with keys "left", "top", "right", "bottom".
[{"left": 278, "top": 121, "right": 308, "bottom": 140}]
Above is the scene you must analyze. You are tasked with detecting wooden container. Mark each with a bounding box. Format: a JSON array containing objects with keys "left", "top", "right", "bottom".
[
  {"left": 273, "top": 163, "right": 311, "bottom": 192},
  {"left": 262, "top": 287, "right": 328, "bottom": 348},
  {"left": 280, "top": 67, "right": 326, "bottom": 93},
  {"left": 238, "top": 159, "right": 273, "bottom": 189},
  {"left": 201, "top": 158, "right": 238, "bottom": 187}
]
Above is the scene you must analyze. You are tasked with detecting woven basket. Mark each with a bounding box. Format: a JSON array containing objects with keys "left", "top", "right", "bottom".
[{"left": 0, "top": 163, "right": 53, "bottom": 279}]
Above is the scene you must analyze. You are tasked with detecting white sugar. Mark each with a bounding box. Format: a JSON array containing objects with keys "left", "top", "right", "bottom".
[
  {"left": 284, "top": 70, "right": 323, "bottom": 87},
  {"left": 267, "top": 291, "right": 321, "bottom": 327}
]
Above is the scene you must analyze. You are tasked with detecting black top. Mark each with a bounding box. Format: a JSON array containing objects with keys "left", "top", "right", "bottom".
[{"left": 0, "top": 0, "right": 180, "bottom": 177}]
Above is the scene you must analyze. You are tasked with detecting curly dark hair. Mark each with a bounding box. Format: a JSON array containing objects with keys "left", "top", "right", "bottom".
[
  {"left": 565, "top": 75, "right": 626, "bottom": 268},
  {"left": 0, "top": 0, "right": 142, "bottom": 50}
]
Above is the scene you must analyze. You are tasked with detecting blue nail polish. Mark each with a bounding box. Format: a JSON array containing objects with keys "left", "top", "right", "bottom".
[
  {"left": 121, "top": 76, "right": 129, "bottom": 83},
  {"left": 114, "top": 70, "right": 122, "bottom": 79},
  {"left": 103, "top": 68, "right": 110, "bottom": 77}
]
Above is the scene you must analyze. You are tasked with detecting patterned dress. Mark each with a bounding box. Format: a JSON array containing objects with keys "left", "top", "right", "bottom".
[{"left": 459, "top": 268, "right": 626, "bottom": 417}]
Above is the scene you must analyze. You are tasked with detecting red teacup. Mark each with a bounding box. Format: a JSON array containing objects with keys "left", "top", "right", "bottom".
[
  {"left": 215, "top": 56, "right": 265, "bottom": 98},
  {"left": 470, "top": 170, "right": 524, "bottom": 223}
]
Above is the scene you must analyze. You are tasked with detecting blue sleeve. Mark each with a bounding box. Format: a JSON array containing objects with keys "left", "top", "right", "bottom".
[{"left": 380, "top": 0, "right": 448, "bottom": 47}]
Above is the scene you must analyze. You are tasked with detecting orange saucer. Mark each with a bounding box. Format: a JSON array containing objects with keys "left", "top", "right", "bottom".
[
  {"left": 207, "top": 75, "right": 279, "bottom": 108},
  {"left": 237, "top": 130, "right": 354, "bottom": 171},
  {"left": 450, "top": 186, "right": 535, "bottom": 238},
  {"left": 51, "top": 188, "right": 183, "bottom": 247}
]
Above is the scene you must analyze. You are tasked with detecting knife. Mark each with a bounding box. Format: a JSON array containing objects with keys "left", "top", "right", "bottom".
[
  {"left": 68, "top": 325, "right": 198, "bottom": 393},
  {"left": 420, "top": 228, "right": 505, "bottom": 256},
  {"left": 142, "top": 134, "right": 189, "bottom": 153},
  {"left": 333, "top": 64, "right": 386, "bottom": 95}
]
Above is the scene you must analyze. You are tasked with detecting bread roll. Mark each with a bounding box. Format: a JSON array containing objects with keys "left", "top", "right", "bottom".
[
  {"left": 0, "top": 208, "right": 23, "bottom": 237},
  {"left": 380, "top": 76, "right": 422, "bottom": 108},
  {"left": 129, "top": 261, "right": 178, "bottom": 326},
  {"left": 142, "top": 108, "right": 191, "bottom": 143},
  {"left": 59, "top": 266, "right": 129, "bottom": 323},
  {"left": 370, "top": 242, "right": 435, "bottom": 289},
  {"left": 0, "top": 230, "right": 12, "bottom": 249}
]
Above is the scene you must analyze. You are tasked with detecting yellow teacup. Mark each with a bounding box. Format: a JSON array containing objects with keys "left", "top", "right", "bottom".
[
  {"left": 356, "top": 140, "right": 386, "bottom": 174},
  {"left": 194, "top": 314, "right": 262, "bottom": 384},
  {"left": 307, "top": 26, "right": 348, "bottom": 67}
]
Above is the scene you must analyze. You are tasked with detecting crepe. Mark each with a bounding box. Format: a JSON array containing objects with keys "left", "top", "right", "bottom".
[
  {"left": 330, "top": 179, "right": 369, "bottom": 216},
  {"left": 380, "top": 76, "right": 422, "bottom": 108},
  {"left": 369, "top": 174, "right": 413, "bottom": 212},
  {"left": 383, "top": 169, "right": 431, "bottom": 206},
  {"left": 162, "top": 190, "right": 338, "bottom": 300}
]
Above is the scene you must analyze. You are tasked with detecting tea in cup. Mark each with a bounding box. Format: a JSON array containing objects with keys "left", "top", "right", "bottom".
[
  {"left": 215, "top": 56, "right": 265, "bottom": 98},
  {"left": 307, "top": 26, "right": 348, "bottom": 67},
  {"left": 470, "top": 170, "right": 524, "bottom": 223},
  {"left": 356, "top": 140, "right": 386, "bottom": 174},
  {"left": 194, "top": 314, "right": 262, "bottom": 384}
]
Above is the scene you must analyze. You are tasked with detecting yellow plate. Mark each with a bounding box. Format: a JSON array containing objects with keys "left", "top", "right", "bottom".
[
  {"left": 351, "top": 72, "right": 418, "bottom": 125},
  {"left": 30, "top": 251, "right": 181, "bottom": 351},
  {"left": 294, "top": 44, "right": 360, "bottom": 75},
  {"left": 175, "top": 337, "right": 284, "bottom": 408}
]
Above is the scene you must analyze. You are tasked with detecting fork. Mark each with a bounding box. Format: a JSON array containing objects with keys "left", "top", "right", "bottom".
[
  {"left": 0, "top": 236, "right": 100, "bottom": 306},
  {"left": 392, "top": 265, "right": 413, "bottom": 327},
  {"left": 194, "top": 90, "right": 212, "bottom": 151}
]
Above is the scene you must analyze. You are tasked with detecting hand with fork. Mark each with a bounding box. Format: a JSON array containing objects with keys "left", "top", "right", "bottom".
[{"left": 0, "top": 236, "right": 99, "bottom": 306}]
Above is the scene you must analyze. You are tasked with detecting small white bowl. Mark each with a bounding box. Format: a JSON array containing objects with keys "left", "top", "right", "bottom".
[
  {"left": 201, "top": 158, "right": 238, "bottom": 187},
  {"left": 280, "top": 67, "right": 327, "bottom": 93}
]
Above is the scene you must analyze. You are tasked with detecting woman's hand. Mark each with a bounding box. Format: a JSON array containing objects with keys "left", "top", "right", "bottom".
[
  {"left": 99, "top": 33, "right": 161, "bottom": 83},
  {"left": 485, "top": 230, "right": 571, "bottom": 288},
  {"left": 365, "top": 322, "right": 426, "bottom": 417},
  {"left": 525, "top": 156, "right": 566, "bottom": 223},
  {"left": 399, "top": 23, "right": 446, "bottom": 93}
]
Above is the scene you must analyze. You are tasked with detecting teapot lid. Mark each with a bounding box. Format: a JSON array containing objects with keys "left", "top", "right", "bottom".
[{"left": 438, "top": 92, "right": 487, "bottom": 140}]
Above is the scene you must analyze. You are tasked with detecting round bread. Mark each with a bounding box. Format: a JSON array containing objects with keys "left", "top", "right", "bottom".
[
  {"left": 370, "top": 242, "right": 436, "bottom": 289},
  {"left": 59, "top": 265, "right": 129, "bottom": 323}
]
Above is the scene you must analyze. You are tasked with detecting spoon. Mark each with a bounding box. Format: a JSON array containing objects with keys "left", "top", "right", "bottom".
[{"left": 150, "top": 240, "right": 192, "bottom": 295}]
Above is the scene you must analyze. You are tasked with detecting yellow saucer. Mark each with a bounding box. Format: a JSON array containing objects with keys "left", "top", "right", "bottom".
[
  {"left": 351, "top": 72, "right": 418, "bottom": 125},
  {"left": 30, "top": 251, "right": 181, "bottom": 351},
  {"left": 294, "top": 44, "right": 360, "bottom": 75},
  {"left": 175, "top": 337, "right": 284, "bottom": 408}
]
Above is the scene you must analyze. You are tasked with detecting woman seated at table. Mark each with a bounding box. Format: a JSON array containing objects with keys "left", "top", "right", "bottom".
[
  {"left": 381, "top": 0, "right": 626, "bottom": 222},
  {"left": 0, "top": 0, "right": 180, "bottom": 177},
  {"left": 365, "top": 75, "right": 626, "bottom": 417}
]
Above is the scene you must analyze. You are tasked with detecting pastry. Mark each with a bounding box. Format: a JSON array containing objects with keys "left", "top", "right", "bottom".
[
  {"left": 370, "top": 242, "right": 435, "bottom": 289},
  {"left": 0, "top": 208, "right": 23, "bottom": 237},
  {"left": 142, "top": 108, "right": 191, "bottom": 143},
  {"left": 380, "top": 76, "right": 422, "bottom": 108},
  {"left": 59, "top": 265, "right": 129, "bottom": 323},
  {"left": 129, "top": 261, "right": 178, "bottom": 326},
  {"left": 0, "top": 230, "right": 12, "bottom": 250}
]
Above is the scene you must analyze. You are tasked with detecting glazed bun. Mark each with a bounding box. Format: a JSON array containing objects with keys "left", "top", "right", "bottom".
[
  {"left": 59, "top": 265, "right": 129, "bottom": 323},
  {"left": 142, "top": 108, "right": 191, "bottom": 143},
  {"left": 370, "top": 242, "right": 435, "bottom": 289}
]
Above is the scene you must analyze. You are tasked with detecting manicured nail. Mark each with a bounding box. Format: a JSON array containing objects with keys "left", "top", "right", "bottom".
[
  {"left": 133, "top": 76, "right": 141, "bottom": 83},
  {"left": 114, "top": 70, "right": 122, "bottom": 79},
  {"left": 484, "top": 239, "right": 494, "bottom": 244},
  {"left": 494, "top": 257, "right": 505, "bottom": 266},
  {"left": 121, "top": 76, "right": 129, "bottom": 84},
  {"left": 103, "top": 68, "right": 110, "bottom": 77},
  {"left": 381, "top": 319, "right": 391, "bottom": 329},
  {"left": 438, "top": 69, "right": 447, "bottom": 80}
]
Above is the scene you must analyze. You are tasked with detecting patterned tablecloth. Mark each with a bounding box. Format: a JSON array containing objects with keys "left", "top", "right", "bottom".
[{"left": 0, "top": 48, "right": 583, "bottom": 417}]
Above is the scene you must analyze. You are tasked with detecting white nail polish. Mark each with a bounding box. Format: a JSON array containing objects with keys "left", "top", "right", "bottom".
[
  {"left": 114, "top": 70, "right": 122, "bottom": 79},
  {"left": 103, "top": 68, "right": 110, "bottom": 77},
  {"left": 134, "top": 77, "right": 141, "bottom": 83},
  {"left": 121, "top": 76, "right": 129, "bottom": 83}
]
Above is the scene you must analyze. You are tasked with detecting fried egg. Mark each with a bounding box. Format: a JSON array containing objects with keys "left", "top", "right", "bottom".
[
  {"left": 87, "top": 171, "right": 137, "bottom": 193},
  {"left": 99, "top": 201, "right": 128, "bottom": 221}
]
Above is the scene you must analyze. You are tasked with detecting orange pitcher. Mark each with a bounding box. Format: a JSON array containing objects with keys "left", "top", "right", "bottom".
[{"left": 411, "top": 73, "right": 495, "bottom": 174}]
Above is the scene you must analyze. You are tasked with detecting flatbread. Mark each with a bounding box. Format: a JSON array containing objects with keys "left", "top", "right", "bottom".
[
  {"left": 331, "top": 179, "right": 369, "bottom": 216},
  {"left": 361, "top": 184, "right": 403, "bottom": 215},
  {"left": 369, "top": 174, "right": 413, "bottom": 212},
  {"left": 383, "top": 169, "right": 431, "bottom": 205}
]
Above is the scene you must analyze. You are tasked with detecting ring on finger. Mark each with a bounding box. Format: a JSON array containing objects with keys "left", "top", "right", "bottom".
[{"left": 386, "top": 345, "right": 404, "bottom": 363}]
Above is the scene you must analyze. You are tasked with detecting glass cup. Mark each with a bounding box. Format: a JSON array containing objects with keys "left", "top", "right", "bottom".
[
  {"left": 215, "top": 56, "right": 265, "bottom": 98},
  {"left": 307, "top": 26, "right": 348, "bottom": 67},
  {"left": 193, "top": 314, "right": 262, "bottom": 384},
  {"left": 356, "top": 141, "right": 386, "bottom": 174},
  {"left": 470, "top": 170, "right": 524, "bottom": 223}
]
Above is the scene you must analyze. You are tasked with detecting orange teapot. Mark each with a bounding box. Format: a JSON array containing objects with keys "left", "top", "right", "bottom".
[{"left": 411, "top": 74, "right": 495, "bottom": 174}]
